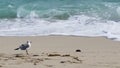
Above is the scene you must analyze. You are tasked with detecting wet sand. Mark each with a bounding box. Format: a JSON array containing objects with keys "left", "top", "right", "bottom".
[{"left": 0, "top": 36, "right": 120, "bottom": 68}]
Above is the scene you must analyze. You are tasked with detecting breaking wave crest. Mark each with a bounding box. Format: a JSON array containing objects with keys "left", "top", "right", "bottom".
[{"left": 0, "top": 0, "right": 120, "bottom": 41}]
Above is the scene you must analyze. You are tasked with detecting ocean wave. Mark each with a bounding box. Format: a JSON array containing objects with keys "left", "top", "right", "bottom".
[
  {"left": 0, "top": 15, "right": 120, "bottom": 41},
  {"left": 0, "top": 0, "right": 120, "bottom": 41},
  {"left": 0, "top": 0, "right": 120, "bottom": 21}
]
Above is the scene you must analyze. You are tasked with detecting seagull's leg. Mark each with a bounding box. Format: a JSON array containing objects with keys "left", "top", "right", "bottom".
[{"left": 26, "top": 49, "right": 29, "bottom": 55}]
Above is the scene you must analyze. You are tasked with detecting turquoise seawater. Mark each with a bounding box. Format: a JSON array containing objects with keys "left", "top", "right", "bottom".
[
  {"left": 1, "top": 0, "right": 120, "bottom": 41},
  {"left": 0, "top": 0, "right": 120, "bottom": 21}
]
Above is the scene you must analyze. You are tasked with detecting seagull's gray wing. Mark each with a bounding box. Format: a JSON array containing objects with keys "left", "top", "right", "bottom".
[{"left": 19, "top": 44, "right": 29, "bottom": 50}]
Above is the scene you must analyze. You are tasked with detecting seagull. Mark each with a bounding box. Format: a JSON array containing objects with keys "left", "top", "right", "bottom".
[{"left": 14, "top": 41, "right": 31, "bottom": 55}]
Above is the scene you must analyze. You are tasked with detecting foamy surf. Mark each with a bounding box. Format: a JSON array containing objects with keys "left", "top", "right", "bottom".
[{"left": 0, "top": 14, "right": 120, "bottom": 41}]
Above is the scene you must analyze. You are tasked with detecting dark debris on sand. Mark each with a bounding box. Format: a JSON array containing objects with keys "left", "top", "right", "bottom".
[
  {"left": 0, "top": 65, "right": 2, "bottom": 67},
  {"left": 47, "top": 54, "right": 61, "bottom": 57},
  {"left": 0, "top": 52, "right": 82, "bottom": 66},
  {"left": 14, "top": 54, "right": 25, "bottom": 58}
]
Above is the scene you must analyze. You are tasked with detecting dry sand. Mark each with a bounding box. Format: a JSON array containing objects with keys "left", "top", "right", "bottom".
[{"left": 0, "top": 36, "right": 120, "bottom": 68}]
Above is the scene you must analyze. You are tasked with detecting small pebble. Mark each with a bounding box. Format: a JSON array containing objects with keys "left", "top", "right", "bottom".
[{"left": 75, "top": 49, "right": 81, "bottom": 52}]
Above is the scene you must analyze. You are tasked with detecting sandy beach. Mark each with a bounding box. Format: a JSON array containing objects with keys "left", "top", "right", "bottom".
[{"left": 0, "top": 36, "right": 120, "bottom": 68}]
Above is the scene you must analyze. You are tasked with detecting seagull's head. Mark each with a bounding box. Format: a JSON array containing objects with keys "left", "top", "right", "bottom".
[
  {"left": 27, "top": 41, "right": 32, "bottom": 47},
  {"left": 27, "top": 41, "right": 32, "bottom": 44}
]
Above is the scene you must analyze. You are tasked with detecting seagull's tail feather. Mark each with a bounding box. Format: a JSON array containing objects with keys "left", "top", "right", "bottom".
[{"left": 14, "top": 48, "right": 19, "bottom": 50}]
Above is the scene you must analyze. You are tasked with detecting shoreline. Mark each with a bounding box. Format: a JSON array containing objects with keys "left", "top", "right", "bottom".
[
  {"left": 0, "top": 35, "right": 117, "bottom": 40},
  {"left": 0, "top": 36, "right": 120, "bottom": 53}
]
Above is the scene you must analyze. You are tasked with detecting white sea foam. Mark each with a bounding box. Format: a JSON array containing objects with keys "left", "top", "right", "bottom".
[{"left": 0, "top": 15, "right": 120, "bottom": 41}]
